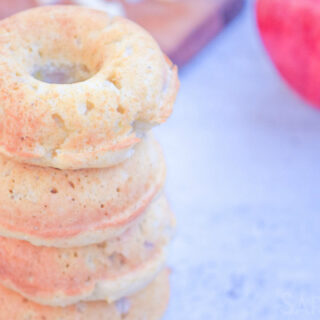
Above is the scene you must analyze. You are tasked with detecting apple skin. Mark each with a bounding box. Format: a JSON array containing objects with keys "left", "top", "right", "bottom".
[{"left": 256, "top": 0, "right": 320, "bottom": 108}]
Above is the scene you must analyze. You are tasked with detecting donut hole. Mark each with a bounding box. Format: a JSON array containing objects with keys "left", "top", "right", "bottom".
[
  {"left": 25, "top": 26, "right": 103, "bottom": 84},
  {"left": 32, "top": 61, "right": 95, "bottom": 84}
]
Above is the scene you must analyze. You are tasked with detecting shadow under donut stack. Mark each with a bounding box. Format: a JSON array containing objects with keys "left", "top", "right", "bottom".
[{"left": 0, "top": 5, "right": 179, "bottom": 319}]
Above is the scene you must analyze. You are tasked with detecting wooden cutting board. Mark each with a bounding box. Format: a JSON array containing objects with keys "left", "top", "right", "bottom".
[
  {"left": 122, "top": 0, "right": 244, "bottom": 66},
  {"left": 0, "top": 0, "right": 244, "bottom": 67}
]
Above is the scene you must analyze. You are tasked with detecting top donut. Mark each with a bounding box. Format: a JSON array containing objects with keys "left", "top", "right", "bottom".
[{"left": 0, "top": 6, "right": 179, "bottom": 169}]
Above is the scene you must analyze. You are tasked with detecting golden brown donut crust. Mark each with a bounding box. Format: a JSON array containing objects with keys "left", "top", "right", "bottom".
[
  {"left": 0, "top": 6, "right": 179, "bottom": 169},
  {"left": 0, "top": 134, "right": 166, "bottom": 247},
  {"left": 0, "top": 269, "right": 170, "bottom": 320},
  {"left": 0, "top": 196, "right": 175, "bottom": 307}
]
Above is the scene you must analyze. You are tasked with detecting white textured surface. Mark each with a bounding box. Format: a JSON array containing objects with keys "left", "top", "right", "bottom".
[{"left": 155, "top": 2, "right": 320, "bottom": 319}]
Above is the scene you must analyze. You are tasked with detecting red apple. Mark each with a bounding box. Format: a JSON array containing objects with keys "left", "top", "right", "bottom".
[{"left": 256, "top": 0, "right": 320, "bottom": 107}]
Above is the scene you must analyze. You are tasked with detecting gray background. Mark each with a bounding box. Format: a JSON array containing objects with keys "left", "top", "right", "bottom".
[{"left": 156, "top": 1, "right": 320, "bottom": 319}]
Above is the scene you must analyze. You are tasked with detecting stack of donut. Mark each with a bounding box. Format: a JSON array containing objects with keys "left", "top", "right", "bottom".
[{"left": 0, "top": 5, "right": 179, "bottom": 319}]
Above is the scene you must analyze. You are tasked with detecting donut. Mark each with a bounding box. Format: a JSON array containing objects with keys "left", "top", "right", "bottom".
[
  {"left": 0, "top": 6, "right": 179, "bottom": 169},
  {"left": 0, "top": 269, "right": 170, "bottom": 320},
  {"left": 0, "top": 196, "right": 175, "bottom": 307},
  {"left": 0, "top": 134, "right": 166, "bottom": 247}
]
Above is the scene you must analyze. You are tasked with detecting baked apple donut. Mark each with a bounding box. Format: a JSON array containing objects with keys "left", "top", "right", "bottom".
[
  {"left": 0, "top": 134, "right": 165, "bottom": 248},
  {"left": 0, "top": 270, "right": 170, "bottom": 320},
  {"left": 0, "top": 196, "right": 174, "bottom": 306},
  {"left": 0, "top": 6, "right": 179, "bottom": 169}
]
